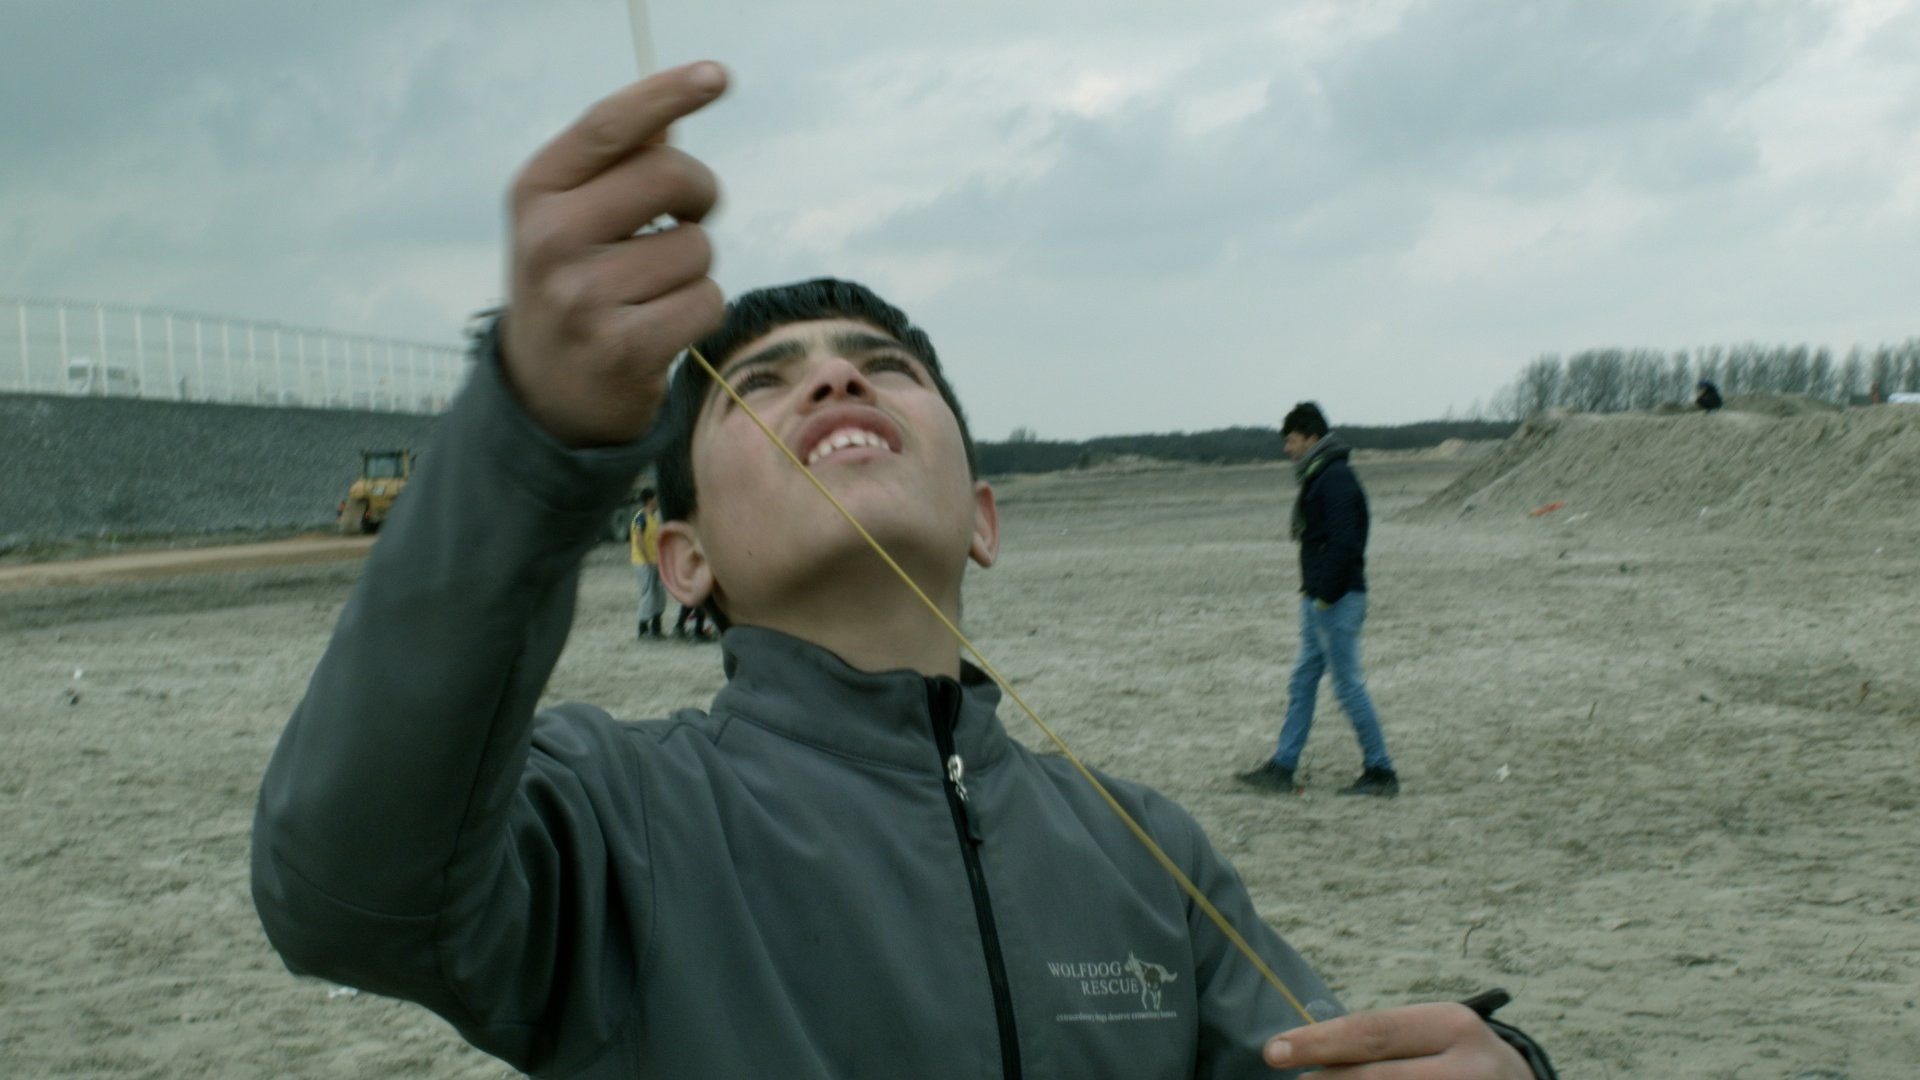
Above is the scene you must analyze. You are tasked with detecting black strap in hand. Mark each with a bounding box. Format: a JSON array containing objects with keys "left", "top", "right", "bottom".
[{"left": 1460, "top": 989, "right": 1559, "bottom": 1080}]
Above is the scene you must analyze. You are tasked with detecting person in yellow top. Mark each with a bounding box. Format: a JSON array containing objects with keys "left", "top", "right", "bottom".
[{"left": 629, "top": 488, "right": 666, "bottom": 639}]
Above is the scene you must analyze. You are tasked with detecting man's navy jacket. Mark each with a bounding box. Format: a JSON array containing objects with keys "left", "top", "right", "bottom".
[{"left": 1295, "top": 447, "right": 1368, "bottom": 604}]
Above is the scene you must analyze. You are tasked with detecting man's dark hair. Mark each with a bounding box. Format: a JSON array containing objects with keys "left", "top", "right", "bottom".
[
  {"left": 653, "top": 278, "right": 977, "bottom": 525},
  {"left": 1281, "top": 401, "right": 1329, "bottom": 439}
]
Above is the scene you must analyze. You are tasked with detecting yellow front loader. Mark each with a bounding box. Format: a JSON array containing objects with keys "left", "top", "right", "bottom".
[{"left": 336, "top": 449, "right": 414, "bottom": 535}]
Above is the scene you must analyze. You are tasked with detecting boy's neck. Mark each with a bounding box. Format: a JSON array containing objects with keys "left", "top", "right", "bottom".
[{"left": 732, "top": 569, "right": 967, "bottom": 679}]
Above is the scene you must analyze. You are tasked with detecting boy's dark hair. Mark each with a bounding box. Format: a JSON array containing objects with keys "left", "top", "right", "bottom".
[
  {"left": 639, "top": 486, "right": 656, "bottom": 501},
  {"left": 653, "top": 278, "right": 977, "bottom": 526},
  {"left": 1281, "top": 401, "right": 1329, "bottom": 439}
]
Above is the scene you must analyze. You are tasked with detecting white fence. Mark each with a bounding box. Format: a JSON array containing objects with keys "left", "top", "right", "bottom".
[{"left": 0, "top": 297, "right": 468, "bottom": 414}]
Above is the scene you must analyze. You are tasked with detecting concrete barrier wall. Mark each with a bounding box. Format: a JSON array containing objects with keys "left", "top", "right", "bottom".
[{"left": 0, "top": 392, "right": 444, "bottom": 547}]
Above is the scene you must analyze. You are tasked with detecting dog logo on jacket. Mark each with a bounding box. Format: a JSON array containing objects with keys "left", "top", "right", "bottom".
[{"left": 1125, "top": 953, "right": 1178, "bottom": 1010}]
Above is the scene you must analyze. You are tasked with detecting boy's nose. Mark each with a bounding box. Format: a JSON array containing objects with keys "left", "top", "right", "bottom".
[{"left": 806, "top": 356, "right": 873, "bottom": 404}]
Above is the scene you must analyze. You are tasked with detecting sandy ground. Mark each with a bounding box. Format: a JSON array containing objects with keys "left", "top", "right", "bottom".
[
  {"left": 0, "top": 536, "right": 372, "bottom": 590},
  {"left": 2, "top": 452, "right": 1915, "bottom": 1078}
]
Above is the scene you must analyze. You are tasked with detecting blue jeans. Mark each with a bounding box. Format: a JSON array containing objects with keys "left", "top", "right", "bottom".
[{"left": 1273, "top": 593, "right": 1393, "bottom": 772}]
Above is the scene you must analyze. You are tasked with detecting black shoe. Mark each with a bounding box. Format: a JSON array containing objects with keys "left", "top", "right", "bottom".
[
  {"left": 1236, "top": 761, "right": 1298, "bottom": 794},
  {"left": 1337, "top": 768, "right": 1400, "bottom": 797}
]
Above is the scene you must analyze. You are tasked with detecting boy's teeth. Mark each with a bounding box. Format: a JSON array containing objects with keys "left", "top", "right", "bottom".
[{"left": 807, "top": 428, "right": 886, "bottom": 466}]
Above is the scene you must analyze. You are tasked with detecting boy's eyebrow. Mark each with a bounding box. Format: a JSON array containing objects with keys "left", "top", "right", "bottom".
[
  {"left": 714, "top": 338, "right": 808, "bottom": 383},
  {"left": 826, "top": 330, "right": 913, "bottom": 359}
]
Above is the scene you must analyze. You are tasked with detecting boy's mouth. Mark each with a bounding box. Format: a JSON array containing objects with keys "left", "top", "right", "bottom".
[
  {"left": 805, "top": 426, "right": 894, "bottom": 467},
  {"left": 797, "top": 410, "right": 903, "bottom": 468}
]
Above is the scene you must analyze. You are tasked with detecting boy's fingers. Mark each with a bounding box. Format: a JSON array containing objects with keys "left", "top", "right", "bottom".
[
  {"left": 563, "top": 145, "right": 720, "bottom": 251},
  {"left": 513, "top": 61, "right": 727, "bottom": 203},
  {"left": 1265, "top": 1004, "right": 1473, "bottom": 1068},
  {"left": 515, "top": 145, "right": 719, "bottom": 270},
  {"left": 596, "top": 277, "right": 727, "bottom": 374},
  {"left": 541, "top": 224, "right": 714, "bottom": 322}
]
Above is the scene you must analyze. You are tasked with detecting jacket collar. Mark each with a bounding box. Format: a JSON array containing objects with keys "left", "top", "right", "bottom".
[{"left": 712, "top": 626, "right": 1012, "bottom": 774}]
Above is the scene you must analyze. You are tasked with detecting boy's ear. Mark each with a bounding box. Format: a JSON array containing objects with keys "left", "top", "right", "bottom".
[
  {"left": 656, "top": 519, "right": 714, "bottom": 608},
  {"left": 968, "top": 481, "right": 1000, "bottom": 569}
]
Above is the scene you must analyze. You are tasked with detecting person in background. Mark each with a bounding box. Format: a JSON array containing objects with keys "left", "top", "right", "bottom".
[
  {"left": 629, "top": 487, "right": 665, "bottom": 638},
  {"left": 672, "top": 595, "right": 714, "bottom": 641},
  {"left": 1240, "top": 401, "right": 1400, "bottom": 798}
]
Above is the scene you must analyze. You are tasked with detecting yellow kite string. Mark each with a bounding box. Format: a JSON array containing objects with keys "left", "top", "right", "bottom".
[{"left": 685, "top": 345, "right": 1315, "bottom": 1025}]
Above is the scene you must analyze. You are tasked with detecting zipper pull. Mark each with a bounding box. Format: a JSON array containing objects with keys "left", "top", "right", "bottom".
[{"left": 947, "top": 753, "right": 983, "bottom": 844}]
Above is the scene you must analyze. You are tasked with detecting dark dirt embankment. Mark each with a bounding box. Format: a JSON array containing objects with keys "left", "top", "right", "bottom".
[{"left": 0, "top": 393, "right": 442, "bottom": 552}]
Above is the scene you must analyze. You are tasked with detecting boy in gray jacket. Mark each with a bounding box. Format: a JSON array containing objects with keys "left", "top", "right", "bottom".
[{"left": 251, "top": 62, "right": 1548, "bottom": 1079}]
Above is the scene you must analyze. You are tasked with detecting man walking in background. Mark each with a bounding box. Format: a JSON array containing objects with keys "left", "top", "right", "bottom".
[{"left": 1240, "top": 402, "right": 1400, "bottom": 797}]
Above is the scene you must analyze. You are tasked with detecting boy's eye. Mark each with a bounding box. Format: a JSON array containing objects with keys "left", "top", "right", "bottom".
[
  {"left": 731, "top": 369, "right": 783, "bottom": 396},
  {"left": 865, "top": 355, "right": 921, "bottom": 381}
]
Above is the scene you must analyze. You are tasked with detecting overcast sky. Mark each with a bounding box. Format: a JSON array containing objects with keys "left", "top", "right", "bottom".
[{"left": 3, "top": 0, "right": 1915, "bottom": 437}]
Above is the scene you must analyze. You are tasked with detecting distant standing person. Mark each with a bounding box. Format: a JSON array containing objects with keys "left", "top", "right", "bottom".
[
  {"left": 672, "top": 600, "right": 714, "bottom": 642},
  {"left": 629, "top": 488, "right": 666, "bottom": 639},
  {"left": 1694, "top": 380, "right": 1723, "bottom": 412},
  {"left": 1240, "top": 402, "right": 1400, "bottom": 797}
]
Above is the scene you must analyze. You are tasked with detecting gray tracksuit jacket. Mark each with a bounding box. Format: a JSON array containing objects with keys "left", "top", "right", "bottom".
[{"left": 250, "top": 342, "right": 1339, "bottom": 1078}]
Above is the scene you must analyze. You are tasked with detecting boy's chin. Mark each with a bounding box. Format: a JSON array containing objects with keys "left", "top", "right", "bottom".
[
  {"left": 808, "top": 483, "right": 927, "bottom": 530},
  {"left": 824, "top": 514, "right": 967, "bottom": 568}
]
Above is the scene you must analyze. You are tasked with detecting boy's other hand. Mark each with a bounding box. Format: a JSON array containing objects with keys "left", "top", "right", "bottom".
[
  {"left": 1263, "top": 1003, "right": 1533, "bottom": 1077},
  {"left": 501, "top": 62, "right": 729, "bottom": 448}
]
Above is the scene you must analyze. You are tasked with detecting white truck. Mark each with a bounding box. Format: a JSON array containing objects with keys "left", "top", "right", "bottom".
[{"left": 66, "top": 357, "right": 140, "bottom": 397}]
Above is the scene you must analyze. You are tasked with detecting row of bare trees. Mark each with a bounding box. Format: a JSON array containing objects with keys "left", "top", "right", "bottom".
[{"left": 1491, "top": 339, "right": 1920, "bottom": 418}]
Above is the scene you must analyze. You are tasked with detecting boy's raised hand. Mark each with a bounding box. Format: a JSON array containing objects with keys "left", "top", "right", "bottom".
[
  {"left": 1264, "top": 1003, "right": 1534, "bottom": 1077},
  {"left": 501, "top": 62, "right": 729, "bottom": 448}
]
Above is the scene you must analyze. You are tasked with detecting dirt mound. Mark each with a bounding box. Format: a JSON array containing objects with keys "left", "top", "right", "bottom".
[
  {"left": 0, "top": 392, "right": 441, "bottom": 546},
  {"left": 1353, "top": 438, "right": 1499, "bottom": 465},
  {"left": 1074, "top": 453, "right": 1186, "bottom": 474},
  {"left": 1410, "top": 404, "right": 1920, "bottom": 532},
  {"left": 1722, "top": 392, "right": 1845, "bottom": 419}
]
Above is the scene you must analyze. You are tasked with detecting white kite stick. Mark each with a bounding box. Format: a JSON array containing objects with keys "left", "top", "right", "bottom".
[
  {"left": 626, "top": 0, "right": 656, "bottom": 76},
  {"left": 625, "top": 0, "right": 674, "bottom": 239}
]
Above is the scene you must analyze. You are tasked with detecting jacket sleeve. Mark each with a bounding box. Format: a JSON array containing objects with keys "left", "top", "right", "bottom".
[
  {"left": 1142, "top": 795, "right": 1342, "bottom": 1080},
  {"left": 250, "top": 325, "right": 666, "bottom": 1073},
  {"left": 1305, "top": 464, "right": 1368, "bottom": 604}
]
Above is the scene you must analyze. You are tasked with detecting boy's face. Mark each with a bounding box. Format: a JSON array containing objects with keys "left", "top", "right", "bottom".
[{"left": 658, "top": 318, "right": 997, "bottom": 618}]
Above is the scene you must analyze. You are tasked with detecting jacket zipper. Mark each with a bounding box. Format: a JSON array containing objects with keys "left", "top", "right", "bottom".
[{"left": 929, "top": 678, "right": 1022, "bottom": 1079}]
